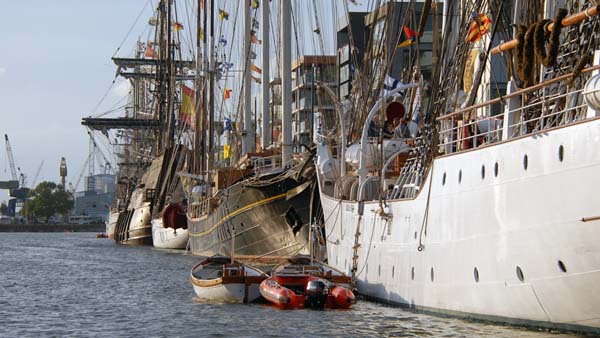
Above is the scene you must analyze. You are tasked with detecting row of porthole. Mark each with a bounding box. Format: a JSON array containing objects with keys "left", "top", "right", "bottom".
[
  {"left": 357, "top": 259, "right": 569, "bottom": 283},
  {"left": 442, "top": 145, "right": 565, "bottom": 185}
]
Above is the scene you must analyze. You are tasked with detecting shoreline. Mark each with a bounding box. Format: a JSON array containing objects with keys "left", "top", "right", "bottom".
[{"left": 0, "top": 223, "right": 105, "bottom": 233}]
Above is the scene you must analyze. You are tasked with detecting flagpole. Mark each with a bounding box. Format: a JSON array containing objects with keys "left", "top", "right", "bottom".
[{"left": 281, "top": 0, "right": 292, "bottom": 167}]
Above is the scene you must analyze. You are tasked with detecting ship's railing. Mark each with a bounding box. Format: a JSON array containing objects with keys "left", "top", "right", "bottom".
[
  {"left": 188, "top": 197, "right": 210, "bottom": 219},
  {"left": 437, "top": 65, "right": 599, "bottom": 154},
  {"left": 252, "top": 155, "right": 282, "bottom": 175}
]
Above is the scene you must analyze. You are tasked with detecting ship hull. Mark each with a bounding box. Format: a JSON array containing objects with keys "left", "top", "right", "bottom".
[
  {"left": 114, "top": 203, "right": 153, "bottom": 245},
  {"left": 151, "top": 218, "right": 189, "bottom": 249},
  {"left": 319, "top": 119, "right": 600, "bottom": 333},
  {"left": 188, "top": 176, "right": 314, "bottom": 260}
]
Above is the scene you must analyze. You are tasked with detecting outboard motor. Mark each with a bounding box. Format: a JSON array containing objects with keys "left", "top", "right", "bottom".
[{"left": 305, "top": 278, "right": 329, "bottom": 309}]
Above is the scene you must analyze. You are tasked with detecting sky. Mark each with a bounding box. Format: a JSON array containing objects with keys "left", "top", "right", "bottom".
[{"left": 0, "top": 0, "right": 367, "bottom": 204}]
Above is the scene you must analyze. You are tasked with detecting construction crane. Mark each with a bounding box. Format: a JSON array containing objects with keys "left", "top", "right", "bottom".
[
  {"left": 31, "top": 160, "right": 44, "bottom": 188},
  {"left": 59, "top": 157, "right": 67, "bottom": 190},
  {"left": 4, "top": 134, "right": 18, "bottom": 182}
]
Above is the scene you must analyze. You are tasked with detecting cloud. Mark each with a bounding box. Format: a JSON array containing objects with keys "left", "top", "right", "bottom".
[{"left": 0, "top": 67, "right": 6, "bottom": 75}]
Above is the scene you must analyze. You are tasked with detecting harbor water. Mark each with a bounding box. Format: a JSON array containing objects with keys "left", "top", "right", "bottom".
[{"left": 0, "top": 233, "right": 581, "bottom": 337}]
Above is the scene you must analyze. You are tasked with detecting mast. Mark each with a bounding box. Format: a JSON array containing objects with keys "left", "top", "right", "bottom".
[
  {"left": 242, "top": 0, "right": 253, "bottom": 155},
  {"left": 194, "top": 0, "right": 205, "bottom": 176},
  {"left": 261, "top": 0, "right": 270, "bottom": 149},
  {"left": 207, "top": 0, "right": 215, "bottom": 195},
  {"left": 281, "top": 0, "right": 292, "bottom": 166}
]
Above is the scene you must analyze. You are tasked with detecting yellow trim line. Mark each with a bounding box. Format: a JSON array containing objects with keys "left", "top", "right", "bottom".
[{"left": 189, "top": 193, "right": 287, "bottom": 237}]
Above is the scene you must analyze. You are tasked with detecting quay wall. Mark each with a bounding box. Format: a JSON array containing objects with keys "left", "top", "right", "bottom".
[{"left": 0, "top": 224, "right": 105, "bottom": 232}]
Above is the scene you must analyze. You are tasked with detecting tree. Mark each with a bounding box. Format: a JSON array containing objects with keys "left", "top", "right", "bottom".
[
  {"left": 28, "top": 181, "right": 74, "bottom": 222},
  {"left": 0, "top": 202, "right": 8, "bottom": 216}
]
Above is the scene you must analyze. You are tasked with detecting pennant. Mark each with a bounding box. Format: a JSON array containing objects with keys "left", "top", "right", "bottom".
[
  {"left": 180, "top": 85, "right": 196, "bottom": 129},
  {"left": 219, "top": 9, "right": 229, "bottom": 21},
  {"left": 174, "top": 22, "right": 184, "bottom": 31},
  {"left": 223, "top": 117, "right": 232, "bottom": 133},
  {"left": 250, "top": 51, "right": 257, "bottom": 60},
  {"left": 251, "top": 0, "right": 259, "bottom": 9},
  {"left": 145, "top": 45, "right": 158, "bottom": 58},
  {"left": 250, "top": 31, "right": 262, "bottom": 44},
  {"left": 223, "top": 144, "right": 231, "bottom": 159},
  {"left": 251, "top": 75, "right": 262, "bottom": 84},
  {"left": 219, "top": 35, "right": 227, "bottom": 46},
  {"left": 223, "top": 88, "right": 232, "bottom": 99},
  {"left": 251, "top": 64, "right": 262, "bottom": 74},
  {"left": 396, "top": 26, "right": 417, "bottom": 48},
  {"left": 200, "top": 0, "right": 205, "bottom": 11},
  {"left": 252, "top": 18, "right": 260, "bottom": 30},
  {"left": 221, "top": 61, "right": 234, "bottom": 70},
  {"left": 466, "top": 13, "right": 492, "bottom": 42},
  {"left": 383, "top": 75, "right": 405, "bottom": 96},
  {"left": 199, "top": 28, "right": 204, "bottom": 41}
]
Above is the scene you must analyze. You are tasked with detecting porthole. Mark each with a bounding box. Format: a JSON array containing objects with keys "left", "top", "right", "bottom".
[
  {"left": 430, "top": 267, "right": 434, "bottom": 282},
  {"left": 458, "top": 170, "right": 462, "bottom": 183},
  {"left": 240, "top": 222, "right": 245, "bottom": 227},
  {"left": 558, "top": 260, "right": 567, "bottom": 273},
  {"left": 516, "top": 266, "right": 525, "bottom": 282},
  {"left": 481, "top": 165, "right": 485, "bottom": 179},
  {"left": 411, "top": 267, "right": 415, "bottom": 280},
  {"left": 442, "top": 172, "right": 446, "bottom": 185},
  {"left": 392, "top": 266, "right": 395, "bottom": 278},
  {"left": 474, "top": 267, "right": 480, "bottom": 283},
  {"left": 494, "top": 162, "right": 499, "bottom": 177},
  {"left": 558, "top": 145, "right": 564, "bottom": 162},
  {"left": 523, "top": 154, "right": 528, "bottom": 170}
]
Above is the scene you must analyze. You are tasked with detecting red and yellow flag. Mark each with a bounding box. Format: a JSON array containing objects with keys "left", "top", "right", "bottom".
[
  {"left": 145, "top": 45, "right": 158, "bottom": 58},
  {"left": 180, "top": 85, "right": 196, "bottom": 129},
  {"left": 174, "top": 22, "right": 184, "bottom": 31},
  {"left": 251, "top": 64, "right": 262, "bottom": 74},
  {"left": 223, "top": 88, "right": 232, "bottom": 99},
  {"left": 466, "top": 13, "right": 492, "bottom": 42}
]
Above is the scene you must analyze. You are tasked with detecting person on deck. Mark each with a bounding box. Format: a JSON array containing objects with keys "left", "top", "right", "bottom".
[
  {"left": 383, "top": 121, "right": 395, "bottom": 139},
  {"left": 368, "top": 115, "right": 381, "bottom": 137},
  {"left": 394, "top": 117, "right": 411, "bottom": 139}
]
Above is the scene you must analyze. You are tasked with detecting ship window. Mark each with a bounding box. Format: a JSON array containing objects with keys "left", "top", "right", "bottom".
[
  {"left": 516, "top": 266, "right": 525, "bottom": 282},
  {"left": 240, "top": 222, "right": 245, "bottom": 227},
  {"left": 523, "top": 155, "right": 528, "bottom": 170},
  {"left": 378, "top": 265, "right": 381, "bottom": 276},
  {"left": 392, "top": 266, "right": 395, "bottom": 278},
  {"left": 458, "top": 170, "right": 462, "bottom": 183},
  {"left": 474, "top": 267, "right": 479, "bottom": 282},
  {"left": 442, "top": 172, "right": 446, "bottom": 185},
  {"left": 494, "top": 162, "right": 499, "bottom": 177},
  {"left": 430, "top": 267, "right": 434, "bottom": 282},
  {"left": 414, "top": 231, "right": 417, "bottom": 239},
  {"left": 558, "top": 145, "right": 564, "bottom": 162},
  {"left": 411, "top": 267, "right": 415, "bottom": 280},
  {"left": 558, "top": 260, "right": 567, "bottom": 273},
  {"left": 481, "top": 165, "right": 485, "bottom": 179}
]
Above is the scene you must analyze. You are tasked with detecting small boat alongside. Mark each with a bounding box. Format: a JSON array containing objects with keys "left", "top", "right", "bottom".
[
  {"left": 152, "top": 203, "right": 188, "bottom": 249},
  {"left": 259, "top": 255, "right": 355, "bottom": 310},
  {"left": 190, "top": 255, "right": 267, "bottom": 303}
]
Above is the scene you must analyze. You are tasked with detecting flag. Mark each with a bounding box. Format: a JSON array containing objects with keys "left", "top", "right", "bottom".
[
  {"left": 219, "top": 9, "right": 229, "bottom": 21},
  {"left": 145, "top": 45, "right": 158, "bottom": 58},
  {"left": 223, "top": 117, "right": 232, "bottom": 133},
  {"left": 223, "top": 88, "right": 232, "bottom": 99},
  {"left": 383, "top": 75, "right": 405, "bottom": 96},
  {"left": 250, "top": 51, "right": 257, "bottom": 60},
  {"left": 180, "top": 85, "right": 196, "bottom": 129},
  {"left": 221, "top": 61, "right": 234, "bottom": 70},
  {"left": 174, "top": 22, "right": 184, "bottom": 31},
  {"left": 251, "top": 0, "right": 259, "bottom": 9},
  {"left": 251, "top": 64, "right": 262, "bottom": 74},
  {"left": 396, "top": 26, "right": 417, "bottom": 48},
  {"left": 199, "top": 28, "right": 204, "bottom": 41},
  {"left": 466, "top": 13, "right": 492, "bottom": 42},
  {"left": 250, "top": 31, "right": 262, "bottom": 44},
  {"left": 252, "top": 18, "right": 260, "bottom": 30},
  {"left": 219, "top": 35, "right": 227, "bottom": 46},
  {"left": 223, "top": 144, "right": 231, "bottom": 159},
  {"left": 251, "top": 75, "right": 262, "bottom": 84}
]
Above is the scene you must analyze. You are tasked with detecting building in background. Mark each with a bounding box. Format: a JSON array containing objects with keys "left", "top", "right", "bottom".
[
  {"left": 337, "top": 11, "right": 369, "bottom": 101},
  {"left": 291, "top": 55, "right": 337, "bottom": 148},
  {"left": 73, "top": 173, "right": 116, "bottom": 222}
]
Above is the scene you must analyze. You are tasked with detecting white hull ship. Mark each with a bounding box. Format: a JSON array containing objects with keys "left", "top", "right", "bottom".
[
  {"left": 316, "top": 2, "right": 600, "bottom": 334},
  {"left": 151, "top": 217, "right": 188, "bottom": 250}
]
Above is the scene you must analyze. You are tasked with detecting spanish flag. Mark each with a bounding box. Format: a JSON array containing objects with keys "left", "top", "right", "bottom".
[
  {"left": 174, "top": 22, "right": 184, "bottom": 31},
  {"left": 180, "top": 85, "right": 196, "bottom": 129},
  {"left": 466, "top": 13, "right": 492, "bottom": 42},
  {"left": 396, "top": 26, "right": 417, "bottom": 48},
  {"left": 223, "top": 88, "right": 232, "bottom": 99},
  {"left": 251, "top": 64, "right": 262, "bottom": 74}
]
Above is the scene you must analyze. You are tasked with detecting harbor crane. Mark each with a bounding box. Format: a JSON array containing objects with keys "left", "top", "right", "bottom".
[{"left": 1, "top": 134, "right": 30, "bottom": 216}]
